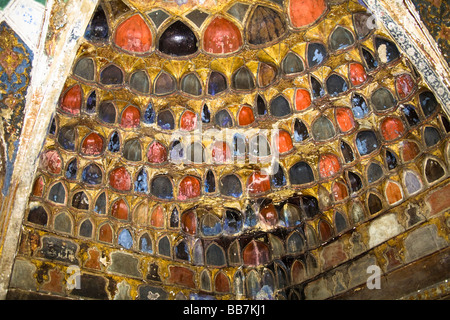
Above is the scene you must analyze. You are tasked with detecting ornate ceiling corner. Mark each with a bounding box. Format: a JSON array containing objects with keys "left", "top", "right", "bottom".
[{"left": 363, "top": 0, "right": 450, "bottom": 111}]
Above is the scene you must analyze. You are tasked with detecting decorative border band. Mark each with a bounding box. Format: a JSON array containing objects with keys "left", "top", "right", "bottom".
[{"left": 363, "top": 0, "right": 450, "bottom": 108}]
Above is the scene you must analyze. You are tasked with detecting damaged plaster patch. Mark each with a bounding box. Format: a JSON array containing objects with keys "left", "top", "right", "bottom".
[
  {"left": 368, "top": 213, "right": 404, "bottom": 248},
  {"left": 9, "top": 259, "right": 36, "bottom": 291},
  {"left": 404, "top": 224, "right": 448, "bottom": 263},
  {"left": 377, "top": 44, "right": 388, "bottom": 63},
  {"left": 107, "top": 251, "right": 142, "bottom": 278}
]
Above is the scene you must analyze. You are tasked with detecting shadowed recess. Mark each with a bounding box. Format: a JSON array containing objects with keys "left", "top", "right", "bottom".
[{"left": 158, "top": 20, "right": 198, "bottom": 56}]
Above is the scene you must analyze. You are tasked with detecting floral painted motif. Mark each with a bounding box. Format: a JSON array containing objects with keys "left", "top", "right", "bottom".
[{"left": 0, "top": 21, "right": 33, "bottom": 195}]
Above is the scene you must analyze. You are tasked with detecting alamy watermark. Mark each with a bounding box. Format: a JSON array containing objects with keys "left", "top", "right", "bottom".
[
  {"left": 66, "top": 265, "right": 81, "bottom": 290},
  {"left": 164, "top": 119, "right": 286, "bottom": 175},
  {"left": 65, "top": 264, "right": 382, "bottom": 291},
  {"left": 366, "top": 265, "right": 381, "bottom": 290}
]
